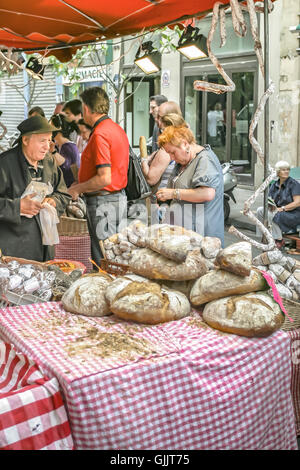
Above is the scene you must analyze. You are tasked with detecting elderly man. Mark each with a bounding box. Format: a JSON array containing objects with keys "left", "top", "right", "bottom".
[
  {"left": 68, "top": 87, "right": 129, "bottom": 267},
  {"left": 0, "top": 115, "right": 71, "bottom": 261}
]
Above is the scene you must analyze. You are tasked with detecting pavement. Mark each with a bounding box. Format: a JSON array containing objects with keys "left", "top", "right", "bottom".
[{"left": 224, "top": 186, "right": 300, "bottom": 262}]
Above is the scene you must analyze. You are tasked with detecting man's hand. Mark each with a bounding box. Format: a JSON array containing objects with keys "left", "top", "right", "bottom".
[
  {"left": 68, "top": 184, "right": 80, "bottom": 201},
  {"left": 43, "top": 197, "right": 56, "bottom": 208},
  {"left": 20, "top": 194, "right": 43, "bottom": 216}
]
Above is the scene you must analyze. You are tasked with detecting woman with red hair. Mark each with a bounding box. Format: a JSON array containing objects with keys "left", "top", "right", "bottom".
[{"left": 157, "top": 125, "right": 224, "bottom": 246}]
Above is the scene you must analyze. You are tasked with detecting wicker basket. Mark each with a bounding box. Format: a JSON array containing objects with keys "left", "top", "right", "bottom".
[
  {"left": 57, "top": 215, "right": 88, "bottom": 236},
  {"left": 281, "top": 299, "right": 300, "bottom": 331},
  {"left": 0, "top": 291, "right": 46, "bottom": 309},
  {"left": 1, "top": 255, "right": 45, "bottom": 269}
]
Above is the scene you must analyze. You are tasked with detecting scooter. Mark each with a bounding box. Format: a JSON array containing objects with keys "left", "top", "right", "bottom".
[{"left": 222, "top": 162, "right": 238, "bottom": 221}]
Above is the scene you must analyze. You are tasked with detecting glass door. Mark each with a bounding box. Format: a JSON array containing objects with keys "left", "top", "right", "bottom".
[
  {"left": 183, "top": 66, "right": 256, "bottom": 183},
  {"left": 206, "top": 75, "right": 227, "bottom": 164},
  {"left": 230, "top": 71, "right": 255, "bottom": 178}
]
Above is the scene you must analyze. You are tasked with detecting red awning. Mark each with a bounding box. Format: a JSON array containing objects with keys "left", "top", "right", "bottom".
[{"left": 0, "top": 0, "right": 276, "bottom": 61}]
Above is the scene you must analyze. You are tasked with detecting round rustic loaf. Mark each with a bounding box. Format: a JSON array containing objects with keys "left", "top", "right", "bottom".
[
  {"left": 190, "top": 269, "right": 267, "bottom": 306},
  {"left": 202, "top": 291, "right": 284, "bottom": 337},
  {"left": 144, "top": 224, "right": 203, "bottom": 262},
  {"left": 105, "top": 274, "right": 191, "bottom": 324},
  {"left": 61, "top": 272, "right": 113, "bottom": 317},
  {"left": 215, "top": 242, "right": 252, "bottom": 277},
  {"left": 128, "top": 247, "right": 208, "bottom": 281}
]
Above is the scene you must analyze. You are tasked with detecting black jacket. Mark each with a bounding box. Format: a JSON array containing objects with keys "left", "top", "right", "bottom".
[{"left": 0, "top": 145, "right": 71, "bottom": 261}]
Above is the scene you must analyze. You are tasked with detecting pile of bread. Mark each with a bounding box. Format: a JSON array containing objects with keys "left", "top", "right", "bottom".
[
  {"left": 61, "top": 222, "right": 285, "bottom": 338},
  {"left": 253, "top": 250, "right": 300, "bottom": 303}
]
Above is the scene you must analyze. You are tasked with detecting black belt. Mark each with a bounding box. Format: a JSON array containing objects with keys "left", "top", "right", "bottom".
[{"left": 83, "top": 190, "right": 121, "bottom": 198}]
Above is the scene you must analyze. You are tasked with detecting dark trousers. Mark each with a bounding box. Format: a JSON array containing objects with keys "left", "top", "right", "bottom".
[{"left": 85, "top": 191, "right": 127, "bottom": 268}]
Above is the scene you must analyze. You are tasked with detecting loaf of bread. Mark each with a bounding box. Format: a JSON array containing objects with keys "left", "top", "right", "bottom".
[
  {"left": 61, "top": 272, "right": 113, "bottom": 317},
  {"left": 105, "top": 274, "right": 191, "bottom": 324},
  {"left": 129, "top": 247, "right": 208, "bottom": 281},
  {"left": 144, "top": 224, "right": 203, "bottom": 262},
  {"left": 190, "top": 269, "right": 267, "bottom": 306},
  {"left": 215, "top": 242, "right": 252, "bottom": 277},
  {"left": 201, "top": 237, "right": 221, "bottom": 259},
  {"left": 202, "top": 291, "right": 284, "bottom": 337}
]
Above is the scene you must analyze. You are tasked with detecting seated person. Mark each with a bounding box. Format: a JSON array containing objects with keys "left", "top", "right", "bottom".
[
  {"left": 256, "top": 160, "right": 300, "bottom": 249},
  {"left": 50, "top": 115, "right": 80, "bottom": 187}
]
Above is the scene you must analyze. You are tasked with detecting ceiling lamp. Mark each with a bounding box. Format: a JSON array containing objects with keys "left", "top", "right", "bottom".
[
  {"left": 134, "top": 41, "right": 160, "bottom": 74},
  {"left": 25, "top": 57, "right": 45, "bottom": 80},
  {"left": 177, "top": 25, "right": 208, "bottom": 60}
]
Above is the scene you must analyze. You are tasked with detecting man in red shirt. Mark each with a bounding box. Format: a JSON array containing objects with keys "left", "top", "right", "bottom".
[{"left": 68, "top": 87, "right": 129, "bottom": 267}]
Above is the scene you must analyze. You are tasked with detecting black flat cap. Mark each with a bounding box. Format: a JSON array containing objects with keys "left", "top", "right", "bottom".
[{"left": 17, "top": 115, "right": 59, "bottom": 136}]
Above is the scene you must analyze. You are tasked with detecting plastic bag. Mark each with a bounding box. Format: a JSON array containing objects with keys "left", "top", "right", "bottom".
[
  {"left": 39, "top": 203, "right": 60, "bottom": 246},
  {"left": 20, "top": 181, "right": 53, "bottom": 218}
]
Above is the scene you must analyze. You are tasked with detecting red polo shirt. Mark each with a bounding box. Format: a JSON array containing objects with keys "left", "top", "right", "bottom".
[{"left": 78, "top": 117, "right": 129, "bottom": 192}]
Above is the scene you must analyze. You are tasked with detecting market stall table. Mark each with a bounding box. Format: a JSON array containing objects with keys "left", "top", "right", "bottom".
[{"left": 0, "top": 302, "right": 297, "bottom": 450}]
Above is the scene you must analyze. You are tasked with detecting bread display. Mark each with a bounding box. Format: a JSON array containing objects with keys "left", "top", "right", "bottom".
[
  {"left": 129, "top": 247, "right": 208, "bottom": 281},
  {"left": 190, "top": 269, "right": 267, "bottom": 306},
  {"left": 105, "top": 274, "right": 191, "bottom": 325},
  {"left": 144, "top": 225, "right": 203, "bottom": 262},
  {"left": 215, "top": 242, "right": 252, "bottom": 277},
  {"left": 253, "top": 249, "right": 300, "bottom": 302},
  {"left": 61, "top": 272, "right": 113, "bottom": 317},
  {"left": 102, "top": 220, "right": 147, "bottom": 265},
  {"left": 202, "top": 291, "right": 284, "bottom": 337}
]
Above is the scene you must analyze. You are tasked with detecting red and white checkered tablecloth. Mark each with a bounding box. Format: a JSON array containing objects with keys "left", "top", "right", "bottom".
[
  {"left": 55, "top": 235, "right": 93, "bottom": 272},
  {"left": 0, "top": 341, "right": 73, "bottom": 450},
  {"left": 286, "top": 329, "right": 300, "bottom": 435},
  {"left": 0, "top": 302, "right": 297, "bottom": 450}
]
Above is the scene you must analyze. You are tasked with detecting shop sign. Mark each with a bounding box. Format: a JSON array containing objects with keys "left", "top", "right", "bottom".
[{"left": 62, "top": 66, "right": 106, "bottom": 84}]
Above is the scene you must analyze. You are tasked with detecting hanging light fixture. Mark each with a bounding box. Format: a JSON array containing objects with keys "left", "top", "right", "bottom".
[
  {"left": 134, "top": 41, "right": 160, "bottom": 74},
  {"left": 25, "top": 57, "right": 45, "bottom": 80},
  {"left": 177, "top": 25, "right": 208, "bottom": 60}
]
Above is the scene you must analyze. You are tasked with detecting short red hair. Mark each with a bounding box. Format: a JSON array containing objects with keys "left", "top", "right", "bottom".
[{"left": 158, "top": 125, "right": 196, "bottom": 148}]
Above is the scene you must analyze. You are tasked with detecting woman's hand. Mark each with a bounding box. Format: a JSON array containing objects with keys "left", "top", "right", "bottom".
[{"left": 156, "top": 188, "right": 174, "bottom": 202}]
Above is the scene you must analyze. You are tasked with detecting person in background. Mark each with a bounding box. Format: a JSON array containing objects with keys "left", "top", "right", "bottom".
[
  {"left": 0, "top": 115, "right": 70, "bottom": 261},
  {"left": 28, "top": 106, "right": 45, "bottom": 118},
  {"left": 49, "top": 114, "right": 80, "bottom": 188},
  {"left": 141, "top": 101, "right": 183, "bottom": 222},
  {"left": 156, "top": 125, "right": 224, "bottom": 245},
  {"left": 141, "top": 101, "right": 183, "bottom": 191},
  {"left": 53, "top": 102, "right": 65, "bottom": 116},
  {"left": 67, "top": 87, "right": 129, "bottom": 268},
  {"left": 256, "top": 160, "right": 300, "bottom": 249},
  {"left": 77, "top": 118, "right": 92, "bottom": 155},
  {"left": 63, "top": 99, "right": 82, "bottom": 143},
  {"left": 149, "top": 94, "right": 167, "bottom": 153}
]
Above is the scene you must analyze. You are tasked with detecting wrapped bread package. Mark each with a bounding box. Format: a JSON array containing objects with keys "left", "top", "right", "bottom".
[
  {"left": 105, "top": 274, "right": 191, "bottom": 324},
  {"left": 215, "top": 242, "right": 252, "bottom": 277},
  {"left": 61, "top": 272, "right": 113, "bottom": 317},
  {"left": 129, "top": 248, "right": 208, "bottom": 281},
  {"left": 144, "top": 225, "right": 203, "bottom": 262},
  {"left": 190, "top": 269, "right": 267, "bottom": 306},
  {"left": 202, "top": 292, "right": 284, "bottom": 337}
]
